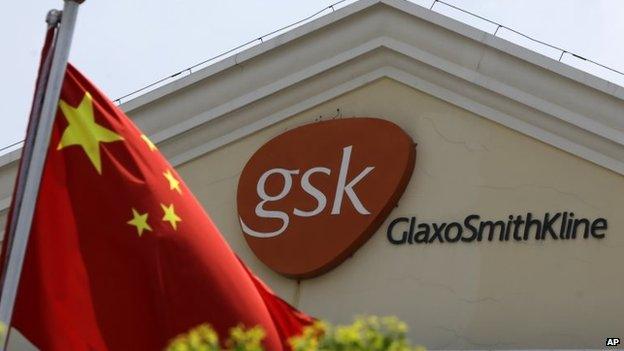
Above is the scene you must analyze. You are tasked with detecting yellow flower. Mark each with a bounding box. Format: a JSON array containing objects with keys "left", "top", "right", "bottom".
[
  {"left": 165, "top": 323, "right": 218, "bottom": 351},
  {"left": 169, "top": 315, "right": 424, "bottom": 351}
]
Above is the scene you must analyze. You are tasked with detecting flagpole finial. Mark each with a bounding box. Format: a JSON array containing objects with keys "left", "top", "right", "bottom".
[{"left": 45, "top": 9, "right": 62, "bottom": 26}]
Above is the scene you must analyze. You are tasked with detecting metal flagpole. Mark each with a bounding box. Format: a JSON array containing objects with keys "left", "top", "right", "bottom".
[{"left": 0, "top": 1, "right": 82, "bottom": 348}]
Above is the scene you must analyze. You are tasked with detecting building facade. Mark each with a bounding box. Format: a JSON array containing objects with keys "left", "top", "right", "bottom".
[{"left": 1, "top": 0, "right": 624, "bottom": 348}]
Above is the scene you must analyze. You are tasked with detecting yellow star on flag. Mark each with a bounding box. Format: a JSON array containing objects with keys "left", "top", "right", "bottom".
[
  {"left": 141, "top": 134, "right": 157, "bottom": 151},
  {"left": 57, "top": 92, "right": 123, "bottom": 174},
  {"left": 161, "top": 203, "right": 182, "bottom": 230},
  {"left": 163, "top": 169, "right": 182, "bottom": 194},
  {"left": 127, "top": 208, "right": 152, "bottom": 237}
]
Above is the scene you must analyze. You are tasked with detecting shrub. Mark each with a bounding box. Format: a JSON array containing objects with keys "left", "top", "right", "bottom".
[{"left": 166, "top": 316, "right": 424, "bottom": 351}]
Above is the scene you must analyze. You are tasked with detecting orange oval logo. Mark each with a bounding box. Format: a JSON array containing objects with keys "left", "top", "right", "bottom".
[{"left": 237, "top": 118, "right": 416, "bottom": 278}]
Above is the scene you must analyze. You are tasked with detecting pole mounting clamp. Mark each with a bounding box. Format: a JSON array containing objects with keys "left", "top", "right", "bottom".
[{"left": 46, "top": 9, "right": 62, "bottom": 26}]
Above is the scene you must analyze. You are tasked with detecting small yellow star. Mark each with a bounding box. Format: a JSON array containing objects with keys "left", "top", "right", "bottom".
[
  {"left": 57, "top": 92, "right": 123, "bottom": 174},
  {"left": 127, "top": 208, "right": 152, "bottom": 237},
  {"left": 163, "top": 169, "right": 182, "bottom": 194},
  {"left": 141, "top": 134, "right": 157, "bottom": 151},
  {"left": 161, "top": 203, "right": 181, "bottom": 230}
]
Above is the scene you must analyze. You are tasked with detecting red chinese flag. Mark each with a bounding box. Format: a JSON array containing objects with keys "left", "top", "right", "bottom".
[{"left": 5, "top": 64, "right": 313, "bottom": 350}]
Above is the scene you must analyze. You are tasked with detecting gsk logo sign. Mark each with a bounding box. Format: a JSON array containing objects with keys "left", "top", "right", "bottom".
[{"left": 236, "top": 118, "right": 415, "bottom": 278}]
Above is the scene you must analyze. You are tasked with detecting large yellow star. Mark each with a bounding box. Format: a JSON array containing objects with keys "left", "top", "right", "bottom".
[
  {"left": 161, "top": 203, "right": 182, "bottom": 230},
  {"left": 57, "top": 92, "right": 123, "bottom": 174},
  {"left": 127, "top": 208, "right": 152, "bottom": 237},
  {"left": 163, "top": 169, "right": 182, "bottom": 194}
]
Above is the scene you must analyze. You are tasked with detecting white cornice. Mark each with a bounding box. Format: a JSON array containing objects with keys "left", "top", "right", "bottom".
[
  {"left": 145, "top": 36, "right": 624, "bottom": 154},
  {"left": 166, "top": 65, "right": 624, "bottom": 176},
  {"left": 119, "top": 0, "right": 624, "bottom": 113},
  {"left": 117, "top": 0, "right": 380, "bottom": 113},
  {"left": 2, "top": 0, "right": 624, "bottom": 212}
]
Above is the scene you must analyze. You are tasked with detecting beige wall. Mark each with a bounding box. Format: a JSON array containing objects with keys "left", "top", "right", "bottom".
[
  {"left": 2, "top": 77, "right": 621, "bottom": 349},
  {"left": 177, "top": 78, "right": 624, "bottom": 349}
]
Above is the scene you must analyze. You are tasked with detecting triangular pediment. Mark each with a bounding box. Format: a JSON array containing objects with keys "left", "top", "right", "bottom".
[{"left": 121, "top": 0, "right": 624, "bottom": 175}]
